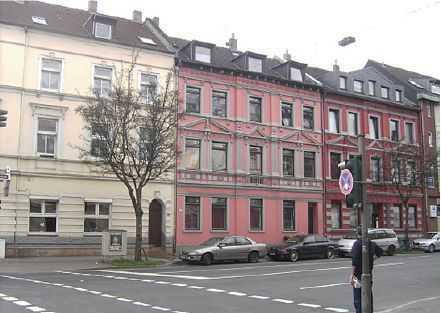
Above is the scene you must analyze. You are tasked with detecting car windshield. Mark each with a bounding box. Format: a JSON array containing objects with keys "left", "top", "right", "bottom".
[{"left": 201, "top": 237, "right": 224, "bottom": 246}]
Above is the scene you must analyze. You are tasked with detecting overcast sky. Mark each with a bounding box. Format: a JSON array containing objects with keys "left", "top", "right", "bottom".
[{"left": 45, "top": 0, "right": 440, "bottom": 77}]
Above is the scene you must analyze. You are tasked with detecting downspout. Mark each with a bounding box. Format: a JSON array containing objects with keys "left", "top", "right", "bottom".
[
  {"left": 418, "top": 98, "right": 429, "bottom": 233},
  {"left": 173, "top": 61, "right": 179, "bottom": 255},
  {"left": 320, "top": 88, "right": 327, "bottom": 236}
]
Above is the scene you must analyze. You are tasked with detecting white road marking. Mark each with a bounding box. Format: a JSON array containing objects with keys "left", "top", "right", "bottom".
[
  {"left": 133, "top": 301, "right": 151, "bottom": 306},
  {"left": 298, "top": 303, "right": 321, "bottom": 308},
  {"left": 142, "top": 279, "right": 154, "bottom": 282},
  {"left": 228, "top": 291, "right": 247, "bottom": 296},
  {"left": 187, "top": 286, "right": 205, "bottom": 289},
  {"left": 117, "top": 297, "right": 132, "bottom": 302},
  {"left": 324, "top": 307, "right": 349, "bottom": 312},
  {"left": 0, "top": 293, "right": 7, "bottom": 297},
  {"left": 52, "top": 283, "right": 64, "bottom": 286},
  {"left": 100, "top": 270, "right": 208, "bottom": 280},
  {"left": 173, "top": 311, "right": 189, "bottom": 313},
  {"left": 114, "top": 276, "right": 128, "bottom": 280},
  {"left": 14, "top": 300, "right": 32, "bottom": 306},
  {"left": 272, "top": 298, "right": 294, "bottom": 304},
  {"left": 3, "top": 296, "right": 19, "bottom": 301},
  {"left": 155, "top": 281, "right": 171, "bottom": 285},
  {"left": 62, "top": 285, "right": 73, "bottom": 289},
  {"left": 104, "top": 275, "right": 114, "bottom": 278},
  {"left": 26, "top": 307, "right": 46, "bottom": 312},
  {"left": 74, "top": 288, "right": 87, "bottom": 292},
  {"left": 206, "top": 288, "right": 225, "bottom": 293},
  {"left": 88, "top": 291, "right": 102, "bottom": 295},
  {"left": 375, "top": 296, "right": 440, "bottom": 313},
  {"left": 152, "top": 306, "right": 171, "bottom": 311},
  {"left": 171, "top": 283, "right": 188, "bottom": 287},
  {"left": 249, "top": 295, "right": 269, "bottom": 300},
  {"left": 127, "top": 278, "right": 140, "bottom": 281},
  {"left": 299, "top": 282, "right": 350, "bottom": 290},
  {"left": 101, "top": 294, "right": 116, "bottom": 298}
]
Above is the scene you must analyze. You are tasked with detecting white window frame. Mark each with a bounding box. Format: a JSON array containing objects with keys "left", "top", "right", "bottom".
[
  {"left": 389, "top": 118, "right": 400, "bottom": 141},
  {"left": 84, "top": 201, "right": 112, "bottom": 233},
  {"left": 183, "top": 137, "right": 202, "bottom": 170},
  {"left": 339, "top": 76, "right": 347, "bottom": 89},
  {"left": 395, "top": 89, "right": 402, "bottom": 102},
  {"left": 371, "top": 156, "right": 382, "bottom": 182},
  {"left": 210, "top": 197, "right": 228, "bottom": 232},
  {"left": 249, "top": 198, "right": 264, "bottom": 232},
  {"left": 29, "top": 199, "right": 58, "bottom": 234},
  {"left": 290, "top": 68, "right": 302, "bottom": 81},
  {"left": 353, "top": 80, "right": 363, "bottom": 93},
  {"left": 282, "top": 148, "right": 295, "bottom": 177},
  {"left": 138, "top": 71, "right": 159, "bottom": 104},
  {"left": 248, "top": 95, "right": 263, "bottom": 123},
  {"left": 404, "top": 122, "right": 416, "bottom": 144},
  {"left": 39, "top": 57, "right": 63, "bottom": 92},
  {"left": 381, "top": 86, "right": 389, "bottom": 99},
  {"left": 369, "top": 114, "right": 381, "bottom": 140},
  {"left": 368, "top": 80, "right": 375, "bottom": 96},
  {"left": 280, "top": 101, "right": 294, "bottom": 127},
  {"left": 347, "top": 111, "right": 359, "bottom": 136},
  {"left": 93, "top": 65, "right": 113, "bottom": 96},
  {"left": 328, "top": 108, "right": 340, "bottom": 133},
  {"left": 36, "top": 117, "right": 58, "bottom": 158},
  {"left": 94, "top": 22, "right": 112, "bottom": 40},
  {"left": 211, "top": 141, "right": 228, "bottom": 172},
  {"left": 184, "top": 195, "right": 202, "bottom": 232},
  {"left": 211, "top": 89, "right": 228, "bottom": 118},
  {"left": 248, "top": 57, "right": 262, "bottom": 73},
  {"left": 428, "top": 131, "right": 433, "bottom": 147},
  {"left": 194, "top": 46, "right": 211, "bottom": 63},
  {"left": 282, "top": 200, "right": 296, "bottom": 232},
  {"left": 185, "top": 85, "right": 202, "bottom": 114}
]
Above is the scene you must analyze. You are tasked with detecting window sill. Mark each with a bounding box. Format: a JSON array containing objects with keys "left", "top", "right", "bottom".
[
  {"left": 282, "top": 230, "right": 297, "bottom": 233},
  {"left": 28, "top": 232, "right": 58, "bottom": 236},
  {"left": 183, "top": 230, "right": 203, "bottom": 233},
  {"left": 210, "top": 230, "right": 229, "bottom": 233},
  {"left": 84, "top": 233, "right": 105, "bottom": 237},
  {"left": 249, "top": 230, "right": 265, "bottom": 233}
]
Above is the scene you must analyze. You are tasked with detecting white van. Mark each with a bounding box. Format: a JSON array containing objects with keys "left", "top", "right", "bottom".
[{"left": 337, "top": 228, "right": 400, "bottom": 257}]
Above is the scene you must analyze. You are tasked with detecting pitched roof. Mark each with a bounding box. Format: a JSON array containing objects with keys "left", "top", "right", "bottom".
[
  {"left": 0, "top": 1, "right": 174, "bottom": 54},
  {"left": 170, "top": 36, "right": 321, "bottom": 88}
]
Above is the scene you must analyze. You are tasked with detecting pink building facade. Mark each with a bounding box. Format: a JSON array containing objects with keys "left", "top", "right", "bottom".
[{"left": 173, "top": 39, "right": 324, "bottom": 251}]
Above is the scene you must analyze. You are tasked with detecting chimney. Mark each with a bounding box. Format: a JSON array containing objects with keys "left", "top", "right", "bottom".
[
  {"left": 133, "top": 10, "right": 142, "bottom": 23},
  {"left": 226, "top": 33, "right": 238, "bottom": 51},
  {"left": 88, "top": 0, "right": 97, "bottom": 13},
  {"left": 283, "top": 49, "right": 291, "bottom": 61},
  {"left": 152, "top": 17, "right": 160, "bottom": 27},
  {"left": 333, "top": 59, "right": 340, "bottom": 72}
]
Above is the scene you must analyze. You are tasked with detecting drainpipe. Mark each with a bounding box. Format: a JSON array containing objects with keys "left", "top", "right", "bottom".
[
  {"left": 418, "top": 99, "right": 428, "bottom": 233},
  {"left": 173, "top": 62, "right": 179, "bottom": 256},
  {"left": 320, "top": 88, "right": 327, "bottom": 236}
]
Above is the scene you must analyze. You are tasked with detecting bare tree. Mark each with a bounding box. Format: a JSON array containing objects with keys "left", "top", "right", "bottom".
[{"left": 76, "top": 57, "right": 177, "bottom": 260}]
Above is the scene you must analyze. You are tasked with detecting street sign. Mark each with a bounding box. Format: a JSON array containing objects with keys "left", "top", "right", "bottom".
[{"left": 339, "top": 168, "right": 354, "bottom": 195}]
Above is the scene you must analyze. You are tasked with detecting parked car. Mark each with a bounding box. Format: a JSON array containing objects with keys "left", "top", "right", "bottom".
[
  {"left": 412, "top": 232, "right": 440, "bottom": 253},
  {"left": 337, "top": 228, "right": 400, "bottom": 257},
  {"left": 267, "top": 234, "right": 338, "bottom": 262},
  {"left": 180, "top": 236, "right": 267, "bottom": 265}
]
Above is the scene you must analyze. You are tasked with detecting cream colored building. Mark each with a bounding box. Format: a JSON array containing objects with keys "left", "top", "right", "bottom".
[{"left": 0, "top": 1, "right": 176, "bottom": 256}]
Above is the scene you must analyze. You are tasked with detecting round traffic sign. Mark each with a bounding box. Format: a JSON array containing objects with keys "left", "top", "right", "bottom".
[{"left": 339, "top": 169, "right": 354, "bottom": 196}]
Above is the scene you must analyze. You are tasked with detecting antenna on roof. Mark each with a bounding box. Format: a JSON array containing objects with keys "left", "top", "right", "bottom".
[
  {"left": 226, "top": 33, "right": 238, "bottom": 52},
  {"left": 283, "top": 49, "right": 291, "bottom": 61},
  {"left": 333, "top": 59, "right": 340, "bottom": 72}
]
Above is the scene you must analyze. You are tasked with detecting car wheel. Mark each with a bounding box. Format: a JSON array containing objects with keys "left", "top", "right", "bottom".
[
  {"left": 201, "top": 253, "right": 213, "bottom": 265},
  {"left": 428, "top": 244, "right": 435, "bottom": 253},
  {"left": 326, "top": 248, "right": 335, "bottom": 259},
  {"left": 248, "top": 251, "right": 259, "bottom": 263},
  {"left": 289, "top": 251, "right": 299, "bottom": 262},
  {"left": 386, "top": 245, "right": 395, "bottom": 256}
]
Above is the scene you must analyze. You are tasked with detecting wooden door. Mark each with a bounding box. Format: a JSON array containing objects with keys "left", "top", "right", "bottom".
[{"left": 148, "top": 200, "right": 162, "bottom": 246}]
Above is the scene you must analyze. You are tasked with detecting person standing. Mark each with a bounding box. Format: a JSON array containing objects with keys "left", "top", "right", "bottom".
[{"left": 351, "top": 228, "right": 382, "bottom": 313}]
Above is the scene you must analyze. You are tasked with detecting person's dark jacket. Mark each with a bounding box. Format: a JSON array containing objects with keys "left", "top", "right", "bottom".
[{"left": 352, "top": 239, "right": 382, "bottom": 280}]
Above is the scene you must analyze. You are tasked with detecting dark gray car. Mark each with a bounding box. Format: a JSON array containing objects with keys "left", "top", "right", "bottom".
[{"left": 180, "top": 236, "right": 267, "bottom": 265}]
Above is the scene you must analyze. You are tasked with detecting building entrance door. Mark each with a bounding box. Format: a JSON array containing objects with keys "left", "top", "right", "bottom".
[
  {"left": 148, "top": 199, "right": 163, "bottom": 247},
  {"left": 308, "top": 202, "right": 316, "bottom": 234}
]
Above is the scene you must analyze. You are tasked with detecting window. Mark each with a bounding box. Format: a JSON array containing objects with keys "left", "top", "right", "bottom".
[
  {"left": 304, "top": 151, "right": 316, "bottom": 178},
  {"left": 195, "top": 46, "right": 211, "bottom": 63},
  {"left": 354, "top": 80, "right": 363, "bottom": 93},
  {"left": 390, "top": 120, "right": 399, "bottom": 141},
  {"left": 331, "top": 201, "right": 342, "bottom": 229},
  {"left": 371, "top": 157, "right": 381, "bottom": 182},
  {"left": 391, "top": 205, "right": 402, "bottom": 228},
  {"left": 283, "top": 149, "right": 295, "bottom": 177},
  {"left": 250, "top": 146, "right": 262, "bottom": 174},
  {"left": 185, "top": 196, "right": 200, "bottom": 230},
  {"left": 330, "top": 152, "right": 341, "bottom": 179},
  {"left": 290, "top": 68, "right": 302, "bottom": 81},
  {"left": 138, "top": 127, "right": 150, "bottom": 161},
  {"left": 32, "top": 16, "right": 47, "bottom": 25},
  {"left": 186, "top": 86, "right": 201, "bottom": 113},
  {"left": 212, "top": 91, "right": 227, "bottom": 117},
  {"left": 405, "top": 122, "right": 414, "bottom": 144},
  {"left": 339, "top": 76, "right": 347, "bottom": 89},
  {"left": 37, "top": 118, "right": 57, "bottom": 158},
  {"left": 138, "top": 36, "right": 156, "bottom": 45},
  {"left": 348, "top": 112, "right": 358, "bottom": 136},
  {"left": 183, "top": 139, "right": 201, "bottom": 169},
  {"left": 236, "top": 237, "right": 251, "bottom": 245},
  {"left": 408, "top": 205, "right": 417, "bottom": 228},
  {"left": 94, "top": 22, "right": 112, "bottom": 39},
  {"left": 329, "top": 109, "right": 340, "bottom": 133},
  {"left": 29, "top": 199, "right": 57, "bottom": 233},
  {"left": 249, "top": 96, "right": 262, "bottom": 122},
  {"left": 212, "top": 141, "right": 227, "bottom": 171},
  {"left": 281, "top": 102, "right": 293, "bottom": 127},
  {"left": 250, "top": 199, "right": 263, "bottom": 231},
  {"left": 212, "top": 198, "right": 227, "bottom": 230},
  {"left": 427, "top": 165, "right": 435, "bottom": 188},
  {"left": 140, "top": 73, "right": 158, "bottom": 103},
  {"left": 93, "top": 66, "right": 112, "bottom": 96},
  {"left": 395, "top": 89, "right": 402, "bottom": 102},
  {"left": 283, "top": 200, "right": 295, "bottom": 231},
  {"left": 432, "top": 84, "right": 440, "bottom": 95},
  {"left": 41, "top": 58, "right": 62, "bottom": 91},
  {"left": 303, "top": 106, "right": 314, "bottom": 130},
  {"left": 428, "top": 132, "right": 433, "bottom": 147},
  {"left": 381, "top": 86, "right": 389, "bottom": 99},
  {"left": 248, "top": 57, "right": 262, "bottom": 72},
  {"left": 369, "top": 116, "right": 379, "bottom": 139},
  {"left": 368, "top": 81, "right": 375, "bottom": 96},
  {"left": 428, "top": 104, "right": 432, "bottom": 118},
  {"left": 84, "top": 202, "right": 110, "bottom": 232},
  {"left": 391, "top": 159, "right": 400, "bottom": 183},
  {"left": 90, "top": 125, "right": 106, "bottom": 158},
  {"left": 406, "top": 160, "right": 416, "bottom": 185}
]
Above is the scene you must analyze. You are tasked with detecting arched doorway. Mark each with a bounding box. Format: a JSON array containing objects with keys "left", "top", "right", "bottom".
[{"left": 148, "top": 199, "right": 163, "bottom": 247}]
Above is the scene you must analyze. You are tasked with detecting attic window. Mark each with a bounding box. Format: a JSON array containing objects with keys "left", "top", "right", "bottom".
[
  {"left": 138, "top": 36, "right": 157, "bottom": 45},
  {"left": 32, "top": 16, "right": 47, "bottom": 25},
  {"left": 248, "top": 57, "right": 262, "bottom": 73},
  {"left": 95, "top": 22, "right": 112, "bottom": 40},
  {"left": 194, "top": 46, "right": 211, "bottom": 63},
  {"left": 431, "top": 84, "right": 440, "bottom": 95},
  {"left": 290, "top": 68, "right": 303, "bottom": 81}
]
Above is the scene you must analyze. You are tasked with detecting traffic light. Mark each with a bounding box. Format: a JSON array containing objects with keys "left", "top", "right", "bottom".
[
  {"left": 342, "top": 155, "right": 362, "bottom": 208},
  {"left": 0, "top": 109, "right": 7, "bottom": 128}
]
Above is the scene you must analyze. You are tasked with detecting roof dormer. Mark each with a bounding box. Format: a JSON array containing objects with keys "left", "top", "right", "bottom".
[
  {"left": 93, "top": 16, "right": 115, "bottom": 40},
  {"left": 272, "top": 60, "right": 307, "bottom": 82},
  {"left": 189, "top": 40, "right": 215, "bottom": 64},
  {"left": 232, "top": 51, "right": 266, "bottom": 73}
]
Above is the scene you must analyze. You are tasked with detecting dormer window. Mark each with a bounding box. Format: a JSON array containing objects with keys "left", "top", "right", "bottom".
[
  {"left": 95, "top": 22, "right": 112, "bottom": 40},
  {"left": 290, "top": 67, "right": 303, "bottom": 81},
  {"left": 194, "top": 46, "right": 211, "bottom": 63},
  {"left": 248, "top": 57, "right": 262, "bottom": 73},
  {"left": 32, "top": 16, "right": 47, "bottom": 25},
  {"left": 339, "top": 76, "right": 347, "bottom": 89},
  {"left": 381, "top": 86, "right": 389, "bottom": 99},
  {"left": 354, "top": 80, "right": 363, "bottom": 93},
  {"left": 432, "top": 84, "right": 440, "bottom": 95},
  {"left": 395, "top": 89, "right": 402, "bottom": 102}
]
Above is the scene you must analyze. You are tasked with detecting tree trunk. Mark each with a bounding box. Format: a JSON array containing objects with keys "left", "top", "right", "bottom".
[{"left": 134, "top": 206, "right": 143, "bottom": 261}]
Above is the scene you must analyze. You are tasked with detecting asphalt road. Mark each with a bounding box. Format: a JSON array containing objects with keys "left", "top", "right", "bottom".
[{"left": 0, "top": 253, "right": 439, "bottom": 313}]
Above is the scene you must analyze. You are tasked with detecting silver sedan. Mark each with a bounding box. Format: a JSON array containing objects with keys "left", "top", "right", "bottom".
[{"left": 180, "top": 236, "right": 267, "bottom": 265}]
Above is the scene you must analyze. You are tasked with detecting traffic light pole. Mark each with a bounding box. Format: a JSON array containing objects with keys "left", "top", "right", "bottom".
[{"left": 358, "top": 135, "right": 372, "bottom": 313}]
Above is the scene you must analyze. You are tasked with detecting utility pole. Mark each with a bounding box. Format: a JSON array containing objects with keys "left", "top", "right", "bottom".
[{"left": 359, "top": 134, "right": 372, "bottom": 313}]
